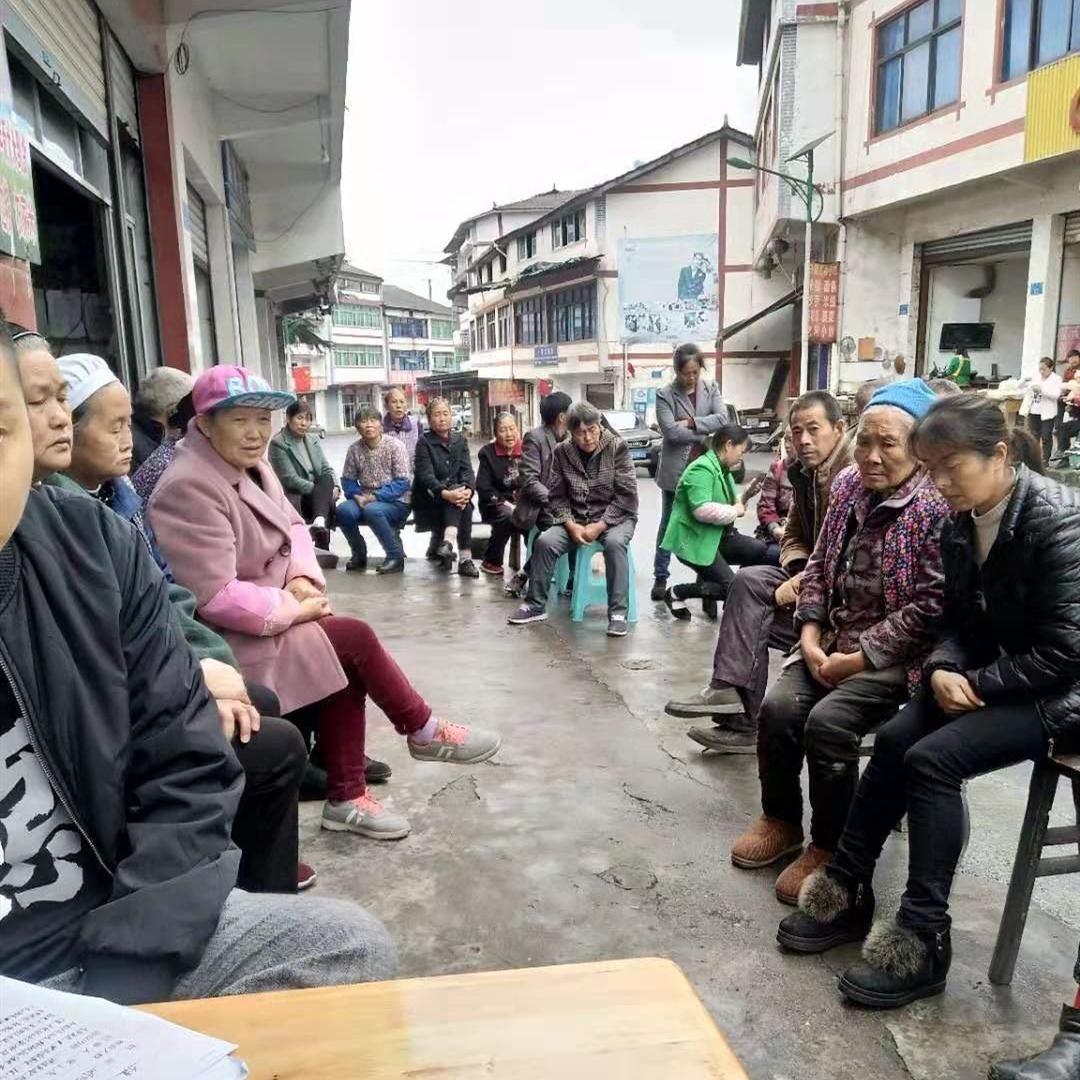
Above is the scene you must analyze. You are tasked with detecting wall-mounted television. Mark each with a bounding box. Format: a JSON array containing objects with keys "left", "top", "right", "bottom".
[{"left": 939, "top": 323, "right": 994, "bottom": 351}]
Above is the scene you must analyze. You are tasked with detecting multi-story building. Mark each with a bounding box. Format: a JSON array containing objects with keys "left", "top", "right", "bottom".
[
  {"left": 441, "top": 127, "right": 798, "bottom": 427},
  {"left": 0, "top": 0, "right": 350, "bottom": 388},
  {"left": 738, "top": 0, "right": 1080, "bottom": 391},
  {"left": 290, "top": 274, "right": 458, "bottom": 432}
]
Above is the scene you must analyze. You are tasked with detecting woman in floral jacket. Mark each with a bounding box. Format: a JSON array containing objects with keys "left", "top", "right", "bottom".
[{"left": 730, "top": 379, "right": 948, "bottom": 906}]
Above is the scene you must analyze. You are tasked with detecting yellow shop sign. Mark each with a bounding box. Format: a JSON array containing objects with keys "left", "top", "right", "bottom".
[{"left": 1024, "top": 53, "right": 1080, "bottom": 164}]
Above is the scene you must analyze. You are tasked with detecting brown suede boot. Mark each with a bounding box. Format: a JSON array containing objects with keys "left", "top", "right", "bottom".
[
  {"left": 731, "top": 815, "right": 804, "bottom": 869},
  {"left": 775, "top": 844, "right": 833, "bottom": 905}
]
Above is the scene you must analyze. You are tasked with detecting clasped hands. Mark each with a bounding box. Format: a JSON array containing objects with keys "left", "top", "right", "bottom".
[
  {"left": 799, "top": 623, "right": 866, "bottom": 688},
  {"left": 440, "top": 485, "right": 472, "bottom": 509},
  {"left": 565, "top": 519, "right": 606, "bottom": 545}
]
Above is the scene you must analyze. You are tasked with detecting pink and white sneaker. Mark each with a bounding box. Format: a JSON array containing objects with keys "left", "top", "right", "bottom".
[
  {"left": 321, "top": 792, "right": 410, "bottom": 840},
  {"left": 408, "top": 720, "right": 501, "bottom": 765}
]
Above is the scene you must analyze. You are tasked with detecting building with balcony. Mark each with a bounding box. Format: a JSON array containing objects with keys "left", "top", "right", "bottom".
[
  {"left": 382, "top": 284, "right": 456, "bottom": 402},
  {"left": 441, "top": 127, "right": 797, "bottom": 427},
  {"left": 738, "top": 0, "right": 1080, "bottom": 393},
  {"left": 1, "top": 0, "right": 350, "bottom": 390}
]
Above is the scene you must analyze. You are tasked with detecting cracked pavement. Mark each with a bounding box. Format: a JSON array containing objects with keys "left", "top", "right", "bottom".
[{"left": 300, "top": 440, "right": 1076, "bottom": 1080}]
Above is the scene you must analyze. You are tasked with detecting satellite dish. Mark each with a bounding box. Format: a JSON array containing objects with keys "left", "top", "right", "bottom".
[{"left": 839, "top": 336, "right": 856, "bottom": 359}]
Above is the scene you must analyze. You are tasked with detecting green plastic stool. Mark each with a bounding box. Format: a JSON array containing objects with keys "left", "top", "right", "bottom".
[
  {"left": 569, "top": 540, "right": 638, "bottom": 623},
  {"left": 526, "top": 527, "right": 571, "bottom": 607}
]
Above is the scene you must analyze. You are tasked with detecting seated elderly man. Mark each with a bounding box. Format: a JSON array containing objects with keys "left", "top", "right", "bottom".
[
  {"left": 509, "top": 400, "right": 638, "bottom": 637},
  {"left": 730, "top": 379, "right": 949, "bottom": 904},
  {"left": 335, "top": 404, "right": 413, "bottom": 575}
]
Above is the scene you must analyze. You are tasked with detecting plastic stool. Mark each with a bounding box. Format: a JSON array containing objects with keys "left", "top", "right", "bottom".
[
  {"left": 526, "top": 527, "right": 571, "bottom": 607},
  {"left": 569, "top": 540, "right": 638, "bottom": 623}
]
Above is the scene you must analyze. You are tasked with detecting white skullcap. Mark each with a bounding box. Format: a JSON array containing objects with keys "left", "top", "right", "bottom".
[{"left": 56, "top": 353, "right": 122, "bottom": 411}]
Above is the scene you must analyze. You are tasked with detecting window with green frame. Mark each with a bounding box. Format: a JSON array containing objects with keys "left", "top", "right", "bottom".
[
  {"left": 334, "top": 346, "right": 384, "bottom": 368},
  {"left": 431, "top": 351, "right": 457, "bottom": 372},
  {"left": 333, "top": 303, "right": 381, "bottom": 328},
  {"left": 429, "top": 319, "right": 454, "bottom": 339}
]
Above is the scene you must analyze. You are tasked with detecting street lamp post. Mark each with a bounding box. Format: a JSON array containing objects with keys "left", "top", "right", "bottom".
[{"left": 729, "top": 130, "right": 832, "bottom": 394}]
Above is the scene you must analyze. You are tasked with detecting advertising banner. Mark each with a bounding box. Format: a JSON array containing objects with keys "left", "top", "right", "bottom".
[
  {"left": 617, "top": 234, "right": 719, "bottom": 344},
  {"left": 0, "top": 49, "right": 39, "bottom": 263}
]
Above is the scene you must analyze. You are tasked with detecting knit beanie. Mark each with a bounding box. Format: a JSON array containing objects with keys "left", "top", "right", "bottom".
[
  {"left": 864, "top": 378, "right": 937, "bottom": 421},
  {"left": 57, "top": 353, "right": 121, "bottom": 411}
]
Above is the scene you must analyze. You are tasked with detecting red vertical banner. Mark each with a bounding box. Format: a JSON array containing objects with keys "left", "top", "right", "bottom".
[{"left": 808, "top": 261, "right": 840, "bottom": 345}]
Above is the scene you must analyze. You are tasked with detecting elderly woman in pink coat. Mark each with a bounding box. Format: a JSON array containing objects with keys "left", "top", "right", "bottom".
[{"left": 149, "top": 366, "right": 501, "bottom": 840}]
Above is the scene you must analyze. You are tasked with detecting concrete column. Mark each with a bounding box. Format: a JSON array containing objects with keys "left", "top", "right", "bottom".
[{"left": 1021, "top": 214, "right": 1065, "bottom": 378}]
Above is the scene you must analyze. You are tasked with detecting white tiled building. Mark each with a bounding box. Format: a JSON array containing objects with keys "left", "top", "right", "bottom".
[
  {"left": 442, "top": 128, "right": 798, "bottom": 426},
  {"left": 737, "top": 0, "right": 1080, "bottom": 392}
]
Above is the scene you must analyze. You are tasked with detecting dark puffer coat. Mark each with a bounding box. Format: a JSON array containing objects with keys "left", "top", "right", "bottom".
[{"left": 926, "top": 465, "right": 1080, "bottom": 750}]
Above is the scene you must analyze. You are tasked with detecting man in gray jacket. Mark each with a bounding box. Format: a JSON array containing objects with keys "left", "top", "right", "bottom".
[
  {"left": 509, "top": 402, "right": 638, "bottom": 637},
  {"left": 652, "top": 344, "right": 732, "bottom": 601}
]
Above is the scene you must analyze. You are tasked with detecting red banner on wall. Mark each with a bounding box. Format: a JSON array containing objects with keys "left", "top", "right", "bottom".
[
  {"left": 489, "top": 379, "right": 526, "bottom": 406},
  {"left": 808, "top": 261, "right": 840, "bottom": 344}
]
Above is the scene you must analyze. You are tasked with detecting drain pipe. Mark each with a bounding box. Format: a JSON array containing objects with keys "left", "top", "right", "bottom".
[{"left": 831, "top": 1, "right": 848, "bottom": 397}]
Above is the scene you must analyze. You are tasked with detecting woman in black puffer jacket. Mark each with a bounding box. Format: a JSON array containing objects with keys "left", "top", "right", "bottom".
[{"left": 777, "top": 394, "right": 1080, "bottom": 1011}]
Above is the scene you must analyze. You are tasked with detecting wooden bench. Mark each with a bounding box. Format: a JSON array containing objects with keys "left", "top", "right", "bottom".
[{"left": 989, "top": 753, "right": 1080, "bottom": 985}]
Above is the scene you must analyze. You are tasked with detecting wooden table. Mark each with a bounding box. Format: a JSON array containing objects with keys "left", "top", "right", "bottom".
[{"left": 143, "top": 957, "right": 749, "bottom": 1079}]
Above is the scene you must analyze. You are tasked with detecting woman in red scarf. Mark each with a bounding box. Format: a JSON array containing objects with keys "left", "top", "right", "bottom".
[{"left": 476, "top": 413, "right": 526, "bottom": 577}]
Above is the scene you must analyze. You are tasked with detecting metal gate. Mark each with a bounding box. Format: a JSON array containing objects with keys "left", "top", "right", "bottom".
[
  {"left": 1065, "top": 212, "right": 1080, "bottom": 246},
  {"left": 921, "top": 221, "right": 1034, "bottom": 264}
]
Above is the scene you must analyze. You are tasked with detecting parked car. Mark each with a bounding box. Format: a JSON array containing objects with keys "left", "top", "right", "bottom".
[{"left": 602, "top": 410, "right": 661, "bottom": 477}]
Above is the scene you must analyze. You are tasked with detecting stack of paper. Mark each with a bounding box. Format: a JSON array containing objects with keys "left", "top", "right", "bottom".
[{"left": 0, "top": 976, "right": 247, "bottom": 1080}]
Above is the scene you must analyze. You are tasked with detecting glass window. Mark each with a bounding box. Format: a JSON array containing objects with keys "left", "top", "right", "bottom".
[
  {"left": 497, "top": 305, "right": 510, "bottom": 348},
  {"left": 933, "top": 26, "right": 962, "bottom": 108},
  {"left": 1038, "top": 0, "right": 1072, "bottom": 63},
  {"left": 388, "top": 317, "right": 426, "bottom": 338},
  {"left": 514, "top": 296, "right": 544, "bottom": 345},
  {"left": 1001, "top": 0, "right": 1079, "bottom": 78},
  {"left": 334, "top": 347, "right": 383, "bottom": 368},
  {"left": 429, "top": 319, "right": 454, "bottom": 339},
  {"left": 516, "top": 232, "right": 537, "bottom": 260},
  {"left": 389, "top": 350, "right": 429, "bottom": 372},
  {"left": 333, "top": 304, "right": 381, "bottom": 328},
  {"left": 875, "top": 0, "right": 963, "bottom": 134}
]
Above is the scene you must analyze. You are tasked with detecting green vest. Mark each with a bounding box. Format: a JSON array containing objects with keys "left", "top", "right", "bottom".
[
  {"left": 945, "top": 354, "right": 971, "bottom": 386},
  {"left": 660, "top": 450, "right": 736, "bottom": 567}
]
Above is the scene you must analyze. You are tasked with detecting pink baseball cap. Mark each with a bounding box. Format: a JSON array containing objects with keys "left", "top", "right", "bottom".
[{"left": 191, "top": 365, "right": 296, "bottom": 415}]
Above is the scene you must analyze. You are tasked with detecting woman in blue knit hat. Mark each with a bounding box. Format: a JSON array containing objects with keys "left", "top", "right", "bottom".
[
  {"left": 730, "top": 380, "right": 949, "bottom": 905},
  {"left": 779, "top": 392, "right": 1080, "bottom": 1015}
]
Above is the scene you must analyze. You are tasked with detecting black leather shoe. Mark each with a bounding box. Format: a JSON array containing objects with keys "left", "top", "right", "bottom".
[
  {"left": 663, "top": 587, "right": 692, "bottom": 621},
  {"left": 436, "top": 541, "right": 456, "bottom": 570},
  {"left": 989, "top": 1005, "right": 1080, "bottom": 1080},
  {"left": 458, "top": 558, "right": 480, "bottom": 579},
  {"left": 376, "top": 559, "right": 405, "bottom": 575},
  {"left": 345, "top": 556, "right": 367, "bottom": 572},
  {"left": 838, "top": 922, "right": 950, "bottom": 1008},
  {"left": 364, "top": 756, "right": 392, "bottom": 784},
  {"left": 777, "top": 870, "right": 874, "bottom": 953},
  {"left": 650, "top": 578, "right": 668, "bottom": 601},
  {"left": 299, "top": 761, "right": 327, "bottom": 802}
]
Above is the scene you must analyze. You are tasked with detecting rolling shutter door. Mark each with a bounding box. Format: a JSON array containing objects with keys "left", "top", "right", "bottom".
[
  {"left": 1065, "top": 213, "right": 1080, "bottom": 246},
  {"left": 187, "top": 184, "right": 210, "bottom": 267},
  {"left": 921, "top": 221, "right": 1033, "bottom": 264},
  {"left": 106, "top": 31, "right": 139, "bottom": 143},
  {"left": 7, "top": 0, "right": 107, "bottom": 131}
]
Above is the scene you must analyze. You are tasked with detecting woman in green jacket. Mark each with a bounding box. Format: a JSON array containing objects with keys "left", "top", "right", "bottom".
[
  {"left": 661, "top": 424, "right": 777, "bottom": 620},
  {"left": 943, "top": 347, "right": 971, "bottom": 387},
  {"left": 268, "top": 400, "right": 338, "bottom": 547}
]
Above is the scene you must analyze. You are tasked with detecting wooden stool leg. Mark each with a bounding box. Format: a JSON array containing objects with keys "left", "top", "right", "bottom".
[{"left": 989, "top": 761, "right": 1060, "bottom": 985}]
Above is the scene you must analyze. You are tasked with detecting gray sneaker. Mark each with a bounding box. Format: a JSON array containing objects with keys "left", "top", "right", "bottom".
[
  {"left": 606, "top": 615, "right": 629, "bottom": 637},
  {"left": 687, "top": 721, "right": 756, "bottom": 754},
  {"left": 664, "top": 685, "right": 743, "bottom": 718},
  {"left": 508, "top": 601, "right": 547, "bottom": 625},
  {"left": 408, "top": 720, "right": 501, "bottom": 765},
  {"left": 321, "top": 793, "right": 411, "bottom": 840}
]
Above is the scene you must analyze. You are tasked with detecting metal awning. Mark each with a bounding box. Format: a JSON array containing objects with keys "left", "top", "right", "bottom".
[
  {"left": 718, "top": 287, "right": 801, "bottom": 343},
  {"left": 417, "top": 369, "right": 486, "bottom": 392},
  {"left": 506, "top": 256, "right": 602, "bottom": 295}
]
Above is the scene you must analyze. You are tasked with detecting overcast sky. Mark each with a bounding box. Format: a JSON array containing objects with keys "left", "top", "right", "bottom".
[{"left": 340, "top": 0, "right": 758, "bottom": 301}]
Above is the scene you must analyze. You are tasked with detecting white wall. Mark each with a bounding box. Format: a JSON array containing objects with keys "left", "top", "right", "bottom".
[
  {"left": 1059, "top": 245, "right": 1080, "bottom": 356},
  {"left": 925, "top": 258, "right": 1028, "bottom": 379}
]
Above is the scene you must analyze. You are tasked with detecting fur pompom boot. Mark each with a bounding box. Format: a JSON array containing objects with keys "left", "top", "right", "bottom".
[
  {"left": 776, "top": 867, "right": 874, "bottom": 953},
  {"left": 838, "top": 919, "right": 950, "bottom": 1008}
]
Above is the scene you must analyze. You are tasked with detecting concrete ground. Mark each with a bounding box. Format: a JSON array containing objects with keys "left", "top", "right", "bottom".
[{"left": 304, "top": 435, "right": 1077, "bottom": 1080}]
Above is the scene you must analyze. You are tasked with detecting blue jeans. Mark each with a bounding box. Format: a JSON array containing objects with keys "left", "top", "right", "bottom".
[
  {"left": 336, "top": 498, "right": 410, "bottom": 561},
  {"left": 653, "top": 489, "right": 676, "bottom": 580}
]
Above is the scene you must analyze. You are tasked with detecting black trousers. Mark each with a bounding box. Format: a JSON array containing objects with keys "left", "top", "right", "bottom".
[
  {"left": 1058, "top": 416, "right": 1080, "bottom": 455},
  {"left": 674, "top": 530, "right": 779, "bottom": 602},
  {"left": 232, "top": 683, "right": 308, "bottom": 894},
  {"left": 1028, "top": 414, "right": 1055, "bottom": 465},
  {"left": 758, "top": 658, "right": 909, "bottom": 850},
  {"left": 429, "top": 495, "right": 473, "bottom": 553},
  {"left": 482, "top": 503, "right": 524, "bottom": 567},
  {"left": 832, "top": 690, "right": 1046, "bottom": 932},
  {"left": 287, "top": 473, "right": 336, "bottom": 528}
]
